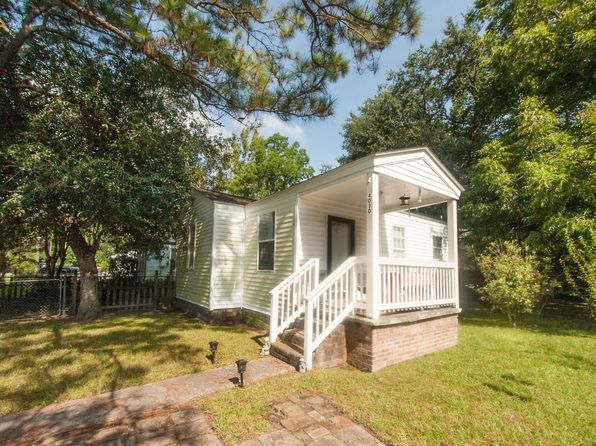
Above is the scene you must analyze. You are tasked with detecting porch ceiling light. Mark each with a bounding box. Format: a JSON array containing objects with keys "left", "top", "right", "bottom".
[
  {"left": 236, "top": 358, "right": 248, "bottom": 387},
  {"left": 399, "top": 193, "right": 410, "bottom": 206}
]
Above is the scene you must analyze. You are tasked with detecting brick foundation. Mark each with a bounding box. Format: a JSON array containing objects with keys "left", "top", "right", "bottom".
[
  {"left": 344, "top": 308, "right": 460, "bottom": 372},
  {"left": 313, "top": 324, "right": 347, "bottom": 369}
]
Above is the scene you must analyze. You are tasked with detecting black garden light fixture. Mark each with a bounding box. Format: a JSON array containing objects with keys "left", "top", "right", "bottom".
[
  {"left": 209, "top": 340, "right": 219, "bottom": 364},
  {"left": 236, "top": 358, "right": 248, "bottom": 387}
]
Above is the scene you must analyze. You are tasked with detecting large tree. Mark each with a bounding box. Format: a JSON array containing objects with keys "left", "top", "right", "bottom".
[
  {"left": 341, "top": 17, "right": 490, "bottom": 182},
  {"left": 464, "top": 0, "right": 595, "bottom": 307},
  {"left": 227, "top": 129, "right": 315, "bottom": 199},
  {"left": 1, "top": 0, "right": 420, "bottom": 120},
  {"left": 195, "top": 128, "right": 315, "bottom": 199},
  {"left": 2, "top": 0, "right": 422, "bottom": 320},
  {"left": 341, "top": 0, "right": 595, "bottom": 305},
  {"left": 2, "top": 40, "right": 205, "bottom": 319}
]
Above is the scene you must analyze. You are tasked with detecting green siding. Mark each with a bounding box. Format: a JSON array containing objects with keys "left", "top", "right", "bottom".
[
  {"left": 176, "top": 191, "right": 214, "bottom": 308},
  {"left": 242, "top": 197, "right": 296, "bottom": 314}
]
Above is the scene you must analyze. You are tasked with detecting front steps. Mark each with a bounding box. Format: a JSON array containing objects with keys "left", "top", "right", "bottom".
[{"left": 270, "top": 316, "right": 347, "bottom": 370}]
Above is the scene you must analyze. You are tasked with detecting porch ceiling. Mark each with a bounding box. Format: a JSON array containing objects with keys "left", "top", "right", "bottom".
[{"left": 301, "top": 172, "right": 449, "bottom": 212}]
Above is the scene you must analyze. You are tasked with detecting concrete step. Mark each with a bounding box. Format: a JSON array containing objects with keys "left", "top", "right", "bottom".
[{"left": 270, "top": 341, "right": 302, "bottom": 369}]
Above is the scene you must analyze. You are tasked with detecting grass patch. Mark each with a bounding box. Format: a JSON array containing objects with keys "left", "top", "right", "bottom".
[
  {"left": 0, "top": 312, "right": 263, "bottom": 415},
  {"left": 200, "top": 309, "right": 595, "bottom": 445}
]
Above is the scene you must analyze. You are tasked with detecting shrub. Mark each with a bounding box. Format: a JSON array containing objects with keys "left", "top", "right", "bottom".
[
  {"left": 475, "top": 241, "right": 544, "bottom": 326},
  {"left": 562, "top": 218, "right": 596, "bottom": 319}
]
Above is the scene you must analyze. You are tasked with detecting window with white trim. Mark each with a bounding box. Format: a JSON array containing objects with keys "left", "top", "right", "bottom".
[
  {"left": 433, "top": 235, "right": 444, "bottom": 261},
  {"left": 392, "top": 225, "right": 406, "bottom": 258},
  {"left": 258, "top": 211, "right": 275, "bottom": 271},
  {"left": 186, "top": 220, "right": 196, "bottom": 269}
]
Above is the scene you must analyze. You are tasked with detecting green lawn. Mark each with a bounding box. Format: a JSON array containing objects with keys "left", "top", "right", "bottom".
[
  {"left": 200, "top": 310, "right": 595, "bottom": 446},
  {"left": 0, "top": 312, "right": 263, "bottom": 416}
]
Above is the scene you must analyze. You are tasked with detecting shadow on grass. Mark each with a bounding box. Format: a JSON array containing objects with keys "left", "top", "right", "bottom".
[
  {"left": 460, "top": 308, "right": 595, "bottom": 338},
  {"left": 0, "top": 311, "right": 262, "bottom": 416},
  {"left": 482, "top": 382, "right": 533, "bottom": 402}
]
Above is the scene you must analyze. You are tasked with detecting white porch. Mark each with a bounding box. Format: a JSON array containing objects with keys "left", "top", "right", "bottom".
[{"left": 270, "top": 148, "right": 463, "bottom": 370}]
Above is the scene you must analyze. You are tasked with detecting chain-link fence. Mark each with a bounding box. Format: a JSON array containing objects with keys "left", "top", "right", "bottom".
[{"left": 0, "top": 279, "right": 67, "bottom": 321}]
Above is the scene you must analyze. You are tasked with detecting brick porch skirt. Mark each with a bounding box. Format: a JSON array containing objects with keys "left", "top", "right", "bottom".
[{"left": 344, "top": 308, "right": 460, "bottom": 372}]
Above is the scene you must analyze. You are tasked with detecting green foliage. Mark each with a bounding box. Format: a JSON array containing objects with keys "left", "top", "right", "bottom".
[
  {"left": 195, "top": 128, "right": 314, "bottom": 199},
  {"left": 475, "top": 0, "right": 596, "bottom": 116},
  {"left": 1, "top": 249, "right": 37, "bottom": 277},
  {"left": 1, "top": 0, "right": 421, "bottom": 120},
  {"left": 561, "top": 217, "right": 596, "bottom": 318},
  {"left": 475, "top": 241, "right": 545, "bottom": 326},
  {"left": 225, "top": 129, "right": 315, "bottom": 199},
  {"left": 342, "top": 0, "right": 596, "bottom": 304},
  {"left": 341, "top": 17, "right": 489, "bottom": 181},
  {"left": 2, "top": 42, "right": 203, "bottom": 251}
]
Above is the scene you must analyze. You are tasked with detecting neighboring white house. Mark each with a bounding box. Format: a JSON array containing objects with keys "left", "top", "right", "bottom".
[
  {"left": 176, "top": 147, "right": 464, "bottom": 371},
  {"left": 137, "top": 241, "right": 176, "bottom": 278}
]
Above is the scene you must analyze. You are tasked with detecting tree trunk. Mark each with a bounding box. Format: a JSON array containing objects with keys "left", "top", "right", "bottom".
[
  {"left": 64, "top": 215, "right": 101, "bottom": 321},
  {"left": 76, "top": 252, "right": 101, "bottom": 321},
  {"left": 43, "top": 235, "right": 68, "bottom": 279}
]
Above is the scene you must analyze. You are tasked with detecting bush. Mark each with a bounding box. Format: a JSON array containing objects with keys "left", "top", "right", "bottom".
[
  {"left": 475, "top": 241, "right": 544, "bottom": 326},
  {"left": 562, "top": 218, "right": 596, "bottom": 319}
]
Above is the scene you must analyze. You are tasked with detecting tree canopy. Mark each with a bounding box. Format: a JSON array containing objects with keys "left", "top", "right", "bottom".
[
  {"left": 1, "top": 0, "right": 421, "bottom": 120},
  {"left": 341, "top": 17, "right": 489, "bottom": 182},
  {"left": 196, "top": 128, "right": 315, "bottom": 199},
  {"left": 341, "top": 0, "right": 596, "bottom": 308},
  {"left": 1, "top": 37, "right": 207, "bottom": 318}
]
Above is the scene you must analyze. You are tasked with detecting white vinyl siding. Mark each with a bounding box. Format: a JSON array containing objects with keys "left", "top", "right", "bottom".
[
  {"left": 298, "top": 194, "right": 366, "bottom": 275},
  {"left": 211, "top": 202, "right": 245, "bottom": 309},
  {"left": 243, "top": 198, "right": 295, "bottom": 314},
  {"left": 380, "top": 212, "right": 447, "bottom": 261},
  {"left": 176, "top": 191, "right": 213, "bottom": 308},
  {"left": 375, "top": 156, "right": 458, "bottom": 198}
]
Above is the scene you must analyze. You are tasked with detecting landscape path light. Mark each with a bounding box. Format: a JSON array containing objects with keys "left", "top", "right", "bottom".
[
  {"left": 209, "top": 340, "right": 219, "bottom": 364},
  {"left": 236, "top": 358, "right": 248, "bottom": 387}
]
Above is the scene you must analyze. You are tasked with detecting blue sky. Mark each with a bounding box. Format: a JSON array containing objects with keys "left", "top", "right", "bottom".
[{"left": 212, "top": 0, "right": 475, "bottom": 171}]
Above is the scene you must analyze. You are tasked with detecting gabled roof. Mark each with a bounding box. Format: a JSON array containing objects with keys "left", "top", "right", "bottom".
[
  {"left": 195, "top": 147, "right": 464, "bottom": 208},
  {"left": 195, "top": 188, "right": 254, "bottom": 205}
]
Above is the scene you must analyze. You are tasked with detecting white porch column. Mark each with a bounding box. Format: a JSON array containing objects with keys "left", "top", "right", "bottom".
[
  {"left": 366, "top": 172, "right": 380, "bottom": 319},
  {"left": 447, "top": 199, "right": 460, "bottom": 309}
]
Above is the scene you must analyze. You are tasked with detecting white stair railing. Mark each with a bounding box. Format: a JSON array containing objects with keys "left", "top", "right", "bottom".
[
  {"left": 269, "top": 258, "right": 319, "bottom": 341},
  {"left": 303, "top": 257, "right": 358, "bottom": 370}
]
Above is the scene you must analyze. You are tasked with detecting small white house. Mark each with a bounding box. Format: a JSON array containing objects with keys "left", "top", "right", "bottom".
[{"left": 176, "top": 147, "right": 464, "bottom": 371}]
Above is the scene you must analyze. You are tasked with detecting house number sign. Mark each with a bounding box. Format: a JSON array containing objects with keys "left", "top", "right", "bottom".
[{"left": 367, "top": 193, "right": 371, "bottom": 214}]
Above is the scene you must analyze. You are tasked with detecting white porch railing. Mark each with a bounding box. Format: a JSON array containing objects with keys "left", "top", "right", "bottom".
[
  {"left": 353, "top": 258, "right": 456, "bottom": 312},
  {"left": 304, "top": 256, "right": 358, "bottom": 370},
  {"left": 269, "top": 258, "right": 319, "bottom": 341},
  {"left": 378, "top": 258, "right": 456, "bottom": 310},
  {"left": 273, "top": 256, "right": 457, "bottom": 371}
]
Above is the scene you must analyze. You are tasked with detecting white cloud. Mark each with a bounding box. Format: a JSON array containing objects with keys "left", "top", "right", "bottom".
[
  {"left": 258, "top": 115, "right": 304, "bottom": 143},
  {"left": 188, "top": 110, "right": 304, "bottom": 144}
]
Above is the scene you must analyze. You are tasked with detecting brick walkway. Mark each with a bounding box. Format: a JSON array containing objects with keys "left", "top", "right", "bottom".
[
  {"left": 238, "top": 393, "right": 385, "bottom": 446},
  {"left": 0, "top": 356, "right": 293, "bottom": 445},
  {"left": 0, "top": 358, "right": 383, "bottom": 445}
]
